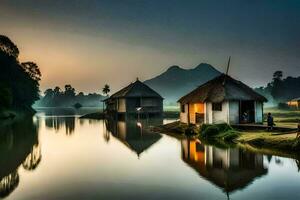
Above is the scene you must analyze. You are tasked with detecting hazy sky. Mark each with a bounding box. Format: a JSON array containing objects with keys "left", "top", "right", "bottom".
[{"left": 1, "top": 0, "right": 299, "bottom": 93}]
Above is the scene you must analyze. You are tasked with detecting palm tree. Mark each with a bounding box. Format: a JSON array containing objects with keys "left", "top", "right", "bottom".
[
  {"left": 102, "top": 84, "right": 110, "bottom": 112},
  {"left": 102, "top": 84, "right": 110, "bottom": 96}
]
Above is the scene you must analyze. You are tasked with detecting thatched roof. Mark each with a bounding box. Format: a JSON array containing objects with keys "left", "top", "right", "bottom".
[
  {"left": 106, "top": 79, "right": 163, "bottom": 101},
  {"left": 178, "top": 74, "right": 267, "bottom": 104},
  {"left": 290, "top": 97, "right": 300, "bottom": 101}
]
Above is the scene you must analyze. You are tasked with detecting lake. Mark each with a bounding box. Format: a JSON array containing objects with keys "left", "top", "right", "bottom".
[{"left": 1, "top": 109, "right": 300, "bottom": 200}]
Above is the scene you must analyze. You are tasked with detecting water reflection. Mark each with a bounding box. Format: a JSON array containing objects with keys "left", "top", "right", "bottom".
[
  {"left": 105, "top": 118, "right": 163, "bottom": 157},
  {"left": 22, "top": 144, "right": 42, "bottom": 171},
  {"left": 45, "top": 117, "right": 76, "bottom": 135},
  {"left": 35, "top": 107, "right": 102, "bottom": 117},
  {"left": 181, "top": 139, "right": 268, "bottom": 197},
  {"left": 0, "top": 172, "right": 19, "bottom": 199},
  {"left": 2, "top": 113, "right": 300, "bottom": 199},
  {"left": 0, "top": 117, "right": 41, "bottom": 198}
]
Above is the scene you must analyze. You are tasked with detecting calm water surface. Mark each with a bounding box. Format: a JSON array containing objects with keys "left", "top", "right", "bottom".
[{"left": 1, "top": 109, "right": 300, "bottom": 200}]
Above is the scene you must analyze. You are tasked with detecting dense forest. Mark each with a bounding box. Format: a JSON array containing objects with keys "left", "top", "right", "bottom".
[
  {"left": 255, "top": 71, "right": 300, "bottom": 106},
  {"left": 0, "top": 35, "right": 41, "bottom": 113},
  {"left": 35, "top": 85, "right": 105, "bottom": 108}
]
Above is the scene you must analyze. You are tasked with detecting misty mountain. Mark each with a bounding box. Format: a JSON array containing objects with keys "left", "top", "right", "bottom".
[{"left": 144, "top": 63, "right": 221, "bottom": 105}]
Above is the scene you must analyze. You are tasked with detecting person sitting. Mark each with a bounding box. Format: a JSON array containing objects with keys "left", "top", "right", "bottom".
[
  {"left": 242, "top": 112, "right": 248, "bottom": 123},
  {"left": 267, "top": 113, "right": 275, "bottom": 131}
]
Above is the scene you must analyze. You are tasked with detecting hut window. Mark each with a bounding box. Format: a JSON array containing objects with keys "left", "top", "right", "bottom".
[
  {"left": 181, "top": 104, "right": 185, "bottom": 112},
  {"left": 212, "top": 103, "right": 222, "bottom": 111}
]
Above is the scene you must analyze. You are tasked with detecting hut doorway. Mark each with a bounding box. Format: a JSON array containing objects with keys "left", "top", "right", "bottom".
[
  {"left": 189, "top": 103, "right": 205, "bottom": 124},
  {"left": 240, "top": 100, "right": 255, "bottom": 123}
]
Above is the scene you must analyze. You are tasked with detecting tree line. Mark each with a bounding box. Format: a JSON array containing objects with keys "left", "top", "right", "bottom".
[
  {"left": 255, "top": 71, "right": 300, "bottom": 105},
  {"left": 35, "top": 84, "right": 110, "bottom": 108},
  {"left": 0, "top": 35, "right": 41, "bottom": 113}
]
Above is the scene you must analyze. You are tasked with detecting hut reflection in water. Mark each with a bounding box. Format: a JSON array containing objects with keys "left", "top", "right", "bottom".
[
  {"left": 181, "top": 139, "right": 268, "bottom": 197},
  {"left": 105, "top": 118, "right": 163, "bottom": 157}
]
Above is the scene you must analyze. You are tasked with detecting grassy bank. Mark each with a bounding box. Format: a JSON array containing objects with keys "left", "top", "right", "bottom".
[
  {"left": 155, "top": 121, "right": 300, "bottom": 156},
  {"left": 153, "top": 121, "right": 240, "bottom": 142},
  {"left": 199, "top": 123, "right": 240, "bottom": 142},
  {"left": 236, "top": 142, "right": 300, "bottom": 160},
  {"left": 236, "top": 131, "right": 300, "bottom": 153},
  {"left": 264, "top": 107, "right": 300, "bottom": 128},
  {"left": 235, "top": 130, "right": 300, "bottom": 160},
  {"left": 151, "top": 121, "right": 186, "bottom": 139}
]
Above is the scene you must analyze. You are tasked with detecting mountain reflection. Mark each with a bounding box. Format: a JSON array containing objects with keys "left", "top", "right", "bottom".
[
  {"left": 0, "top": 117, "right": 41, "bottom": 198},
  {"left": 45, "top": 117, "right": 75, "bottom": 135},
  {"left": 181, "top": 139, "right": 268, "bottom": 197},
  {"left": 105, "top": 118, "right": 163, "bottom": 157}
]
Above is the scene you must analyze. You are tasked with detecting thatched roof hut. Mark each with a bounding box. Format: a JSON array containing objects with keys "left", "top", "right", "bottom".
[
  {"left": 105, "top": 79, "right": 163, "bottom": 115},
  {"left": 108, "top": 79, "right": 163, "bottom": 99},
  {"left": 178, "top": 74, "right": 267, "bottom": 104},
  {"left": 178, "top": 74, "right": 267, "bottom": 125}
]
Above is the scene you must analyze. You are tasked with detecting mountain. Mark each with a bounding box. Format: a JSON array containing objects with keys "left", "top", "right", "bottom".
[{"left": 144, "top": 63, "right": 221, "bottom": 105}]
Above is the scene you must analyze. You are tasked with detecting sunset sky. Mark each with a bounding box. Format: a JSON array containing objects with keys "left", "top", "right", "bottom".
[{"left": 1, "top": 0, "right": 299, "bottom": 94}]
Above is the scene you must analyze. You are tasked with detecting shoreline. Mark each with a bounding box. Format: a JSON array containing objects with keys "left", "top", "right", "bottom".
[
  {"left": 154, "top": 121, "right": 300, "bottom": 159},
  {"left": 79, "top": 111, "right": 180, "bottom": 119},
  {"left": 0, "top": 109, "right": 36, "bottom": 128},
  {"left": 235, "top": 131, "right": 300, "bottom": 157}
]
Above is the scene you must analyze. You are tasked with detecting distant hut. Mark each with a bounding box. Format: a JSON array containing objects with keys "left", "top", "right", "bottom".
[
  {"left": 104, "top": 78, "right": 163, "bottom": 117},
  {"left": 178, "top": 74, "right": 267, "bottom": 125},
  {"left": 287, "top": 97, "right": 300, "bottom": 110}
]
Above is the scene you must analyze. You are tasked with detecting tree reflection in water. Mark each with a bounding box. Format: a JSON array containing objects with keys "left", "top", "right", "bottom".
[
  {"left": 275, "top": 157, "right": 284, "bottom": 166},
  {"left": 294, "top": 158, "right": 300, "bottom": 172},
  {"left": 45, "top": 117, "right": 75, "bottom": 135},
  {"left": 0, "top": 117, "right": 41, "bottom": 198},
  {"left": 0, "top": 171, "right": 19, "bottom": 198},
  {"left": 22, "top": 143, "right": 42, "bottom": 171},
  {"left": 103, "top": 122, "right": 110, "bottom": 143}
]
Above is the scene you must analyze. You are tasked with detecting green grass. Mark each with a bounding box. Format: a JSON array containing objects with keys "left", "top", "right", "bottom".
[
  {"left": 155, "top": 108, "right": 300, "bottom": 156},
  {"left": 264, "top": 108, "right": 300, "bottom": 128},
  {"left": 163, "top": 106, "right": 180, "bottom": 112},
  {"left": 237, "top": 131, "right": 300, "bottom": 151},
  {"left": 234, "top": 130, "right": 300, "bottom": 159},
  {"left": 199, "top": 123, "right": 240, "bottom": 142}
]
